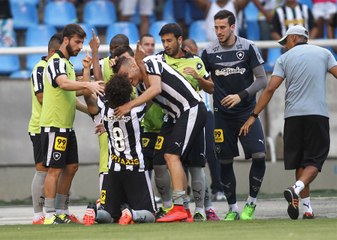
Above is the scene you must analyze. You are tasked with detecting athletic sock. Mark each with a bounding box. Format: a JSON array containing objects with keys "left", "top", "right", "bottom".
[
  {"left": 189, "top": 167, "right": 206, "bottom": 210},
  {"left": 154, "top": 165, "right": 172, "bottom": 202},
  {"left": 302, "top": 196, "right": 313, "bottom": 213},
  {"left": 246, "top": 196, "right": 257, "bottom": 205},
  {"left": 31, "top": 171, "right": 47, "bottom": 214},
  {"left": 293, "top": 180, "right": 305, "bottom": 196},
  {"left": 229, "top": 203, "right": 239, "bottom": 212},
  {"left": 249, "top": 158, "right": 265, "bottom": 198},
  {"left": 55, "top": 193, "right": 69, "bottom": 215},
  {"left": 220, "top": 162, "right": 236, "bottom": 204},
  {"left": 172, "top": 191, "right": 185, "bottom": 205},
  {"left": 44, "top": 198, "right": 56, "bottom": 219}
]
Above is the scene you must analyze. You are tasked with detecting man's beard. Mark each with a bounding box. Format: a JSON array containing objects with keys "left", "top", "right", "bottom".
[{"left": 66, "top": 44, "right": 78, "bottom": 57}]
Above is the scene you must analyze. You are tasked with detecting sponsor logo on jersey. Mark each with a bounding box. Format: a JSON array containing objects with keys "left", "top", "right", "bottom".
[
  {"left": 154, "top": 136, "right": 164, "bottom": 150},
  {"left": 215, "top": 67, "right": 246, "bottom": 76},
  {"left": 104, "top": 115, "right": 131, "bottom": 122},
  {"left": 111, "top": 154, "right": 140, "bottom": 165},
  {"left": 142, "top": 138, "right": 150, "bottom": 147},
  {"left": 54, "top": 136, "right": 67, "bottom": 151},
  {"left": 100, "top": 190, "right": 106, "bottom": 204},
  {"left": 214, "top": 129, "right": 224, "bottom": 143}
]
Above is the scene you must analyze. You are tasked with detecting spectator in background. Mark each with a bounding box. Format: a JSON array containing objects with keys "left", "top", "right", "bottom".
[
  {"left": 0, "top": 0, "right": 15, "bottom": 47},
  {"left": 196, "top": 0, "right": 250, "bottom": 41},
  {"left": 172, "top": 0, "right": 206, "bottom": 38},
  {"left": 271, "top": 0, "right": 317, "bottom": 42},
  {"left": 119, "top": 0, "right": 154, "bottom": 36},
  {"left": 139, "top": 34, "right": 155, "bottom": 56}
]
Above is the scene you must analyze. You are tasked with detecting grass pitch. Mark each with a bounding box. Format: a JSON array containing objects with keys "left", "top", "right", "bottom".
[{"left": 0, "top": 218, "right": 336, "bottom": 240}]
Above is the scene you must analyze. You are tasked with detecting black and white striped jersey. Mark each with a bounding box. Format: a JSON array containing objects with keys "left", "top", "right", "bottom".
[
  {"left": 97, "top": 97, "right": 146, "bottom": 172},
  {"left": 137, "top": 56, "right": 202, "bottom": 120}
]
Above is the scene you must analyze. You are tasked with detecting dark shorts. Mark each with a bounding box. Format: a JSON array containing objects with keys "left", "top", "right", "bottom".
[
  {"left": 41, "top": 130, "right": 79, "bottom": 168},
  {"left": 214, "top": 111, "right": 266, "bottom": 160},
  {"left": 141, "top": 131, "right": 158, "bottom": 170},
  {"left": 29, "top": 133, "right": 43, "bottom": 165},
  {"left": 153, "top": 102, "right": 207, "bottom": 167},
  {"left": 100, "top": 170, "right": 157, "bottom": 221},
  {"left": 284, "top": 115, "right": 329, "bottom": 171}
]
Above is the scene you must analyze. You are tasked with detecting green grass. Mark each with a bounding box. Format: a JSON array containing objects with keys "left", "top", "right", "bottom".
[{"left": 0, "top": 219, "right": 336, "bottom": 240}]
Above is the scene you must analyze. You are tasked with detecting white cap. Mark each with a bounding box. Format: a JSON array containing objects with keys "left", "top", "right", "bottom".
[{"left": 278, "top": 25, "right": 309, "bottom": 46}]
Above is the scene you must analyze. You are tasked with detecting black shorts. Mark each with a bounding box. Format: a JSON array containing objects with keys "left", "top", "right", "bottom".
[
  {"left": 41, "top": 130, "right": 79, "bottom": 168},
  {"left": 141, "top": 131, "right": 158, "bottom": 170},
  {"left": 284, "top": 115, "right": 329, "bottom": 171},
  {"left": 153, "top": 102, "right": 207, "bottom": 167},
  {"left": 100, "top": 170, "right": 157, "bottom": 221},
  {"left": 29, "top": 133, "right": 43, "bottom": 165},
  {"left": 214, "top": 111, "right": 266, "bottom": 159}
]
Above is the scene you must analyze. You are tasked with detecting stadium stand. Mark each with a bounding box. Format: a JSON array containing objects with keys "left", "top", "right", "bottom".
[
  {"left": 83, "top": 0, "right": 117, "bottom": 29},
  {"left": 149, "top": 20, "right": 170, "bottom": 43},
  {"left": 106, "top": 22, "right": 140, "bottom": 44},
  {"left": 244, "top": 2, "right": 260, "bottom": 41},
  {"left": 188, "top": 20, "right": 207, "bottom": 42},
  {"left": 11, "top": 1, "right": 39, "bottom": 31},
  {"left": 43, "top": 1, "right": 77, "bottom": 28}
]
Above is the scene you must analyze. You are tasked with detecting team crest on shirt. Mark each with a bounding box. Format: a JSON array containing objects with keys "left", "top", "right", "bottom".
[
  {"left": 196, "top": 62, "right": 202, "bottom": 70},
  {"left": 236, "top": 51, "right": 244, "bottom": 60}
]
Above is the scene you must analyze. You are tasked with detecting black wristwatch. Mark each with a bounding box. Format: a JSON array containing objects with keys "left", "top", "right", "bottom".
[{"left": 250, "top": 112, "right": 259, "bottom": 118}]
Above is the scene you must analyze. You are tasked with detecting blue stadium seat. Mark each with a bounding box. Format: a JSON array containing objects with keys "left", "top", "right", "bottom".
[
  {"left": 10, "top": 2, "right": 39, "bottom": 30},
  {"left": 25, "top": 25, "right": 57, "bottom": 71},
  {"left": 83, "top": 0, "right": 117, "bottom": 28},
  {"left": 298, "top": 0, "right": 313, "bottom": 8},
  {"left": 10, "top": 0, "right": 40, "bottom": 5},
  {"left": 162, "top": 0, "right": 174, "bottom": 22},
  {"left": 0, "top": 55, "right": 20, "bottom": 75},
  {"left": 149, "top": 21, "right": 170, "bottom": 43},
  {"left": 130, "top": 2, "right": 156, "bottom": 26},
  {"left": 106, "top": 22, "right": 140, "bottom": 44},
  {"left": 10, "top": 70, "right": 31, "bottom": 79},
  {"left": 188, "top": 20, "right": 207, "bottom": 42},
  {"left": 245, "top": 2, "right": 260, "bottom": 40},
  {"left": 264, "top": 48, "right": 281, "bottom": 72},
  {"left": 71, "top": 52, "right": 87, "bottom": 72},
  {"left": 43, "top": 1, "right": 77, "bottom": 28}
]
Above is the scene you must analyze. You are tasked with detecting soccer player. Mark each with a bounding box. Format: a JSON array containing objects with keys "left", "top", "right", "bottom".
[
  {"left": 154, "top": 23, "right": 216, "bottom": 221},
  {"left": 40, "top": 24, "right": 104, "bottom": 224},
  {"left": 113, "top": 44, "right": 207, "bottom": 223},
  {"left": 201, "top": 10, "right": 268, "bottom": 220},
  {"left": 82, "top": 53, "right": 156, "bottom": 225},
  {"left": 28, "top": 33, "right": 62, "bottom": 224},
  {"left": 240, "top": 25, "right": 337, "bottom": 220}
]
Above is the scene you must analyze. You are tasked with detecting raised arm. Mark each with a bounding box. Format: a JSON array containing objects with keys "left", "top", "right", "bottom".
[{"left": 89, "top": 28, "right": 104, "bottom": 82}]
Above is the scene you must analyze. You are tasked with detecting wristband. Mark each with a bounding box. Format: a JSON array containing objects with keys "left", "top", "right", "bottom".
[{"left": 250, "top": 112, "right": 259, "bottom": 118}]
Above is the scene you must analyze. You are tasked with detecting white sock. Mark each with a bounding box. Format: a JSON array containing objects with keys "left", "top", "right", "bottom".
[
  {"left": 33, "top": 212, "right": 44, "bottom": 221},
  {"left": 246, "top": 196, "right": 257, "bottom": 205},
  {"left": 229, "top": 203, "right": 238, "bottom": 212},
  {"left": 302, "top": 197, "right": 313, "bottom": 213},
  {"left": 292, "top": 180, "right": 305, "bottom": 195}
]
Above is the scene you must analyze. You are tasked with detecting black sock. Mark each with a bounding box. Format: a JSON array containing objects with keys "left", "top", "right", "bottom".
[{"left": 249, "top": 158, "right": 266, "bottom": 198}]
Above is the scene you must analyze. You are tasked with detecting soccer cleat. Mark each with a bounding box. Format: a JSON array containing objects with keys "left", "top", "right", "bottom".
[
  {"left": 184, "top": 208, "right": 194, "bottom": 222},
  {"left": 32, "top": 216, "right": 45, "bottom": 225},
  {"left": 240, "top": 203, "right": 256, "bottom": 220},
  {"left": 224, "top": 210, "right": 240, "bottom": 221},
  {"left": 58, "top": 214, "right": 77, "bottom": 223},
  {"left": 205, "top": 208, "right": 220, "bottom": 221},
  {"left": 83, "top": 206, "right": 96, "bottom": 226},
  {"left": 303, "top": 212, "right": 315, "bottom": 219},
  {"left": 119, "top": 204, "right": 134, "bottom": 225},
  {"left": 156, "top": 205, "right": 188, "bottom": 223},
  {"left": 155, "top": 205, "right": 173, "bottom": 219},
  {"left": 193, "top": 211, "right": 206, "bottom": 222},
  {"left": 43, "top": 214, "right": 65, "bottom": 224},
  {"left": 212, "top": 192, "right": 226, "bottom": 201},
  {"left": 68, "top": 214, "right": 81, "bottom": 223},
  {"left": 283, "top": 187, "right": 299, "bottom": 220}
]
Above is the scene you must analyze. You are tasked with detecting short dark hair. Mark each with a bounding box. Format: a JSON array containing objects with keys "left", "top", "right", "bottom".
[
  {"left": 48, "top": 32, "right": 62, "bottom": 50},
  {"left": 111, "top": 45, "right": 134, "bottom": 58},
  {"left": 159, "top": 23, "right": 183, "bottom": 38},
  {"left": 214, "top": 10, "right": 236, "bottom": 25},
  {"left": 112, "top": 56, "right": 132, "bottom": 74},
  {"left": 62, "top": 24, "right": 86, "bottom": 40},
  {"left": 109, "top": 34, "right": 129, "bottom": 49},
  {"left": 140, "top": 33, "right": 154, "bottom": 43},
  {"left": 105, "top": 74, "right": 132, "bottom": 108}
]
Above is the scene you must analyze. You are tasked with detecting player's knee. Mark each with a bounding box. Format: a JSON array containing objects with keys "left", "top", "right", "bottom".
[{"left": 252, "top": 152, "right": 266, "bottom": 160}]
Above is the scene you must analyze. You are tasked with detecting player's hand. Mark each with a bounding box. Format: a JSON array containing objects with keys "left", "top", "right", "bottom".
[
  {"left": 95, "top": 123, "right": 106, "bottom": 136},
  {"left": 87, "top": 80, "right": 105, "bottom": 96},
  {"left": 82, "top": 50, "right": 92, "bottom": 69},
  {"left": 135, "top": 41, "right": 146, "bottom": 65},
  {"left": 221, "top": 94, "right": 241, "bottom": 108},
  {"left": 89, "top": 28, "right": 100, "bottom": 51},
  {"left": 109, "top": 56, "right": 118, "bottom": 67},
  {"left": 183, "top": 67, "right": 198, "bottom": 79},
  {"left": 239, "top": 117, "right": 256, "bottom": 136},
  {"left": 114, "top": 102, "right": 132, "bottom": 117}
]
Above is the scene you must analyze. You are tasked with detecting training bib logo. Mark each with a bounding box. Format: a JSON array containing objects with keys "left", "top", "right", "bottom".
[
  {"left": 214, "top": 129, "right": 224, "bottom": 143},
  {"left": 54, "top": 136, "right": 67, "bottom": 151},
  {"left": 154, "top": 136, "right": 164, "bottom": 150}
]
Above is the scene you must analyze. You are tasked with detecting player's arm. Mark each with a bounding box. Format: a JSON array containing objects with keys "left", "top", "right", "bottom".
[
  {"left": 239, "top": 75, "right": 283, "bottom": 136},
  {"left": 183, "top": 67, "right": 214, "bottom": 94},
  {"left": 114, "top": 74, "right": 161, "bottom": 117},
  {"left": 89, "top": 28, "right": 104, "bottom": 82},
  {"left": 329, "top": 65, "right": 337, "bottom": 78},
  {"left": 135, "top": 42, "right": 151, "bottom": 88}
]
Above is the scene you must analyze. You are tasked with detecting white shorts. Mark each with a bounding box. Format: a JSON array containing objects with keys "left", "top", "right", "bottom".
[
  {"left": 119, "top": 0, "right": 154, "bottom": 16},
  {"left": 312, "top": 2, "right": 337, "bottom": 20}
]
